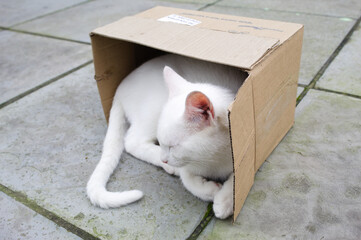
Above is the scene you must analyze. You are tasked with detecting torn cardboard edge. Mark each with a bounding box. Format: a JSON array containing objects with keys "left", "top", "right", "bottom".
[{"left": 90, "top": 6, "right": 304, "bottom": 222}]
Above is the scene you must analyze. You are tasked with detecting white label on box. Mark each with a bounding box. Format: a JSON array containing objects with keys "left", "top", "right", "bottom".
[{"left": 158, "top": 14, "right": 201, "bottom": 26}]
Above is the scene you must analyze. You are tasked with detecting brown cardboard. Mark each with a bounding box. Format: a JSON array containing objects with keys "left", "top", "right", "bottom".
[
  {"left": 228, "top": 76, "right": 255, "bottom": 218},
  {"left": 90, "top": 6, "right": 303, "bottom": 221}
]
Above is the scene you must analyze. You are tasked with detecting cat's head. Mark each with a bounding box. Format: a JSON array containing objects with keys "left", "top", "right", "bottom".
[{"left": 157, "top": 66, "right": 232, "bottom": 168}]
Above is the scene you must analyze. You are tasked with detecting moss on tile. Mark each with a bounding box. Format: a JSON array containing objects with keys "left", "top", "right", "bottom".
[
  {"left": 247, "top": 190, "right": 266, "bottom": 209},
  {"left": 345, "top": 186, "right": 361, "bottom": 199},
  {"left": 92, "top": 226, "right": 111, "bottom": 240},
  {"left": 73, "top": 212, "right": 85, "bottom": 220},
  {"left": 0, "top": 183, "right": 99, "bottom": 239},
  {"left": 282, "top": 173, "right": 312, "bottom": 194}
]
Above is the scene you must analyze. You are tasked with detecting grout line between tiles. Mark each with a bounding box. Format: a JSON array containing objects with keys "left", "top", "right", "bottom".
[
  {"left": 198, "top": 0, "right": 223, "bottom": 11},
  {"left": 296, "top": 14, "right": 361, "bottom": 105},
  {"left": 312, "top": 87, "right": 361, "bottom": 100},
  {"left": 186, "top": 203, "right": 215, "bottom": 240},
  {"left": 9, "top": 0, "right": 95, "bottom": 29},
  {"left": 1, "top": 27, "right": 91, "bottom": 45},
  {"left": 298, "top": 83, "right": 307, "bottom": 88},
  {"left": 0, "top": 183, "right": 100, "bottom": 240},
  {"left": 0, "top": 60, "right": 93, "bottom": 110}
]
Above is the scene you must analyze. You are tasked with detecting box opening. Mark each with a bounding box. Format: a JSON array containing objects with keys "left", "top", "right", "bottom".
[{"left": 91, "top": 34, "right": 250, "bottom": 122}]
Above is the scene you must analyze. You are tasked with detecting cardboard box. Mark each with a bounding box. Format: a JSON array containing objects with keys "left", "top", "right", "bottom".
[{"left": 90, "top": 6, "right": 303, "bottom": 221}]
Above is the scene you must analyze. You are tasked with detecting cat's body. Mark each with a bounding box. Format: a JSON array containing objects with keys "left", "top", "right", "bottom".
[{"left": 87, "top": 54, "right": 245, "bottom": 219}]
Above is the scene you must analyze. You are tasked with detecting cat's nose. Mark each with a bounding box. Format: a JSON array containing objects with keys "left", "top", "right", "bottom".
[
  {"left": 161, "top": 152, "right": 168, "bottom": 163},
  {"left": 161, "top": 155, "right": 168, "bottom": 164}
]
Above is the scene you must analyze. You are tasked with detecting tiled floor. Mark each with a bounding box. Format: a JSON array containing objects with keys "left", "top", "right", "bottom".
[{"left": 0, "top": 1, "right": 360, "bottom": 239}]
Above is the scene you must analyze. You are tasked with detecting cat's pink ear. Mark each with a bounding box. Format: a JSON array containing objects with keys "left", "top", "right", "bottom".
[
  {"left": 185, "top": 91, "right": 214, "bottom": 127},
  {"left": 163, "top": 66, "right": 187, "bottom": 98}
]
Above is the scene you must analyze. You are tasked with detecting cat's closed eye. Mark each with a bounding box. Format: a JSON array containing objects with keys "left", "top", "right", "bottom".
[{"left": 161, "top": 144, "right": 176, "bottom": 151}]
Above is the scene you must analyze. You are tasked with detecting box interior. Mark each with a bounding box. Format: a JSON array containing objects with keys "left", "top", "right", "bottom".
[{"left": 91, "top": 35, "right": 250, "bottom": 121}]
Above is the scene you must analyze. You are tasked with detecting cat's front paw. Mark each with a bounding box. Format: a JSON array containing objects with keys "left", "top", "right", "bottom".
[
  {"left": 202, "top": 180, "right": 222, "bottom": 201},
  {"left": 161, "top": 163, "right": 180, "bottom": 176},
  {"left": 213, "top": 192, "right": 233, "bottom": 219}
]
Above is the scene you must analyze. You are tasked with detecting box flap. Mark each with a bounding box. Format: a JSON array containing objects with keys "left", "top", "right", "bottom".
[
  {"left": 91, "top": 7, "right": 291, "bottom": 70},
  {"left": 137, "top": 7, "right": 302, "bottom": 42},
  {"left": 228, "top": 76, "right": 256, "bottom": 220}
]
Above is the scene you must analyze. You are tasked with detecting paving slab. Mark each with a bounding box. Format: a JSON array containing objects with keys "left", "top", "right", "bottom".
[
  {"left": 203, "top": 6, "right": 355, "bottom": 85},
  {"left": 160, "top": 0, "right": 215, "bottom": 3},
  {"left": 13, "top": 0, "right": 207, "bottom": 43},
  {"left": 200, "top": 90, "right": 361, "bottom": 239},
  {"left": 217, "top": 0, "right": 361, "bottom": 18},
  {"left": 316, "top": 26, "right": 361, "bottom": 97},
  {"left": 0, "top": 30, "right": 91, "bottom": 106},
  {"left": 0, "top": 192, "right": 81, "bottom": 240},
  {"left": 0, "top": 0, "right": 87, "bottom": 27},
  {"left": 0, "top": 64, "right": 208, "bottom": 240},
  {"left": 297, "top": 87, "right": 304, "bottom": 98}
]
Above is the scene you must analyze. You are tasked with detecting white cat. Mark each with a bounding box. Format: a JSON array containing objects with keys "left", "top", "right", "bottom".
[{"left": 87, "top": 54, "right": 246, "bottom": 219}]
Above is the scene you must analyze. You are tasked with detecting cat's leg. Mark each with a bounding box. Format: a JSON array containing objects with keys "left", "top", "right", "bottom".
[
  {"left": 213, "top": 173, "right": 234, "bottom": 219},
  {"left": 180, "top": 169, "right": 222, "bottom": 201},
  {"left": 124, "top": 124, "right": 179, "bottom": 176}
]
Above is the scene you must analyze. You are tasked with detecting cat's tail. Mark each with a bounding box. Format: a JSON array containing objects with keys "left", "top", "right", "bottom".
[{"left": 86, "top": 92, "right": 143, "bottom": 208}]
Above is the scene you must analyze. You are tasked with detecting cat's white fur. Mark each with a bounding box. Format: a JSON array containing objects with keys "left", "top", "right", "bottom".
[{"left": 87, "top": 54, "right": 245, "bottom": 219}]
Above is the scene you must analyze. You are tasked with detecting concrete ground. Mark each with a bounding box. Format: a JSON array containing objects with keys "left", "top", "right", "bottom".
[{"left": 0, "top": 0, "right": 360, "bottom": 239}]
